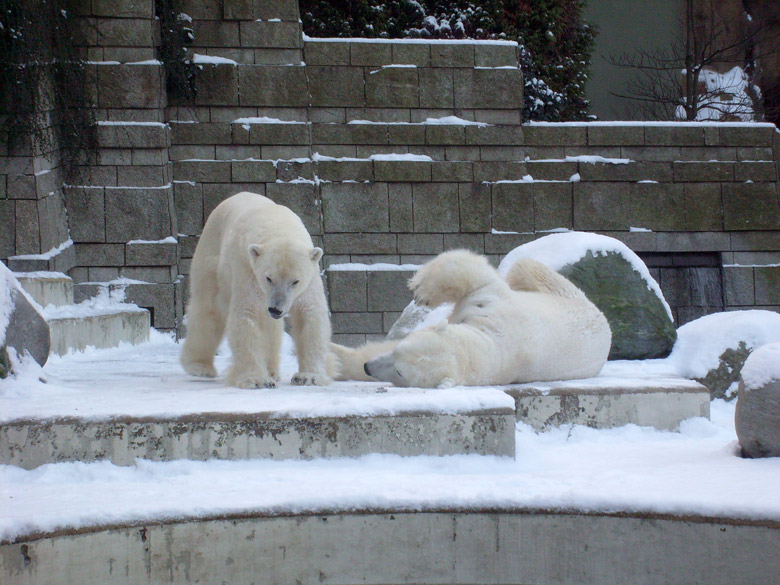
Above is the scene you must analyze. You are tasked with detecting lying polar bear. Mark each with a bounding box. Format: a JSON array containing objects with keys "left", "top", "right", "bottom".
[{"left": 331, "top": 249, "right": 611, "bottom": 388}]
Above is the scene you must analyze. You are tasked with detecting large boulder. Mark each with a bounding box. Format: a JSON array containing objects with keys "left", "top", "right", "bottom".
[
  {"left": 499, "top": 232, "right": 676, "bottom": 360},
  {"left": 1, "top": 262, "right": 50, "bottom": 377},
  {"left": 735, "top": 343, "right": 780, "bottom": 458},
  {"left": 666, "top": 310, "right": 780, "bottom": 399}
]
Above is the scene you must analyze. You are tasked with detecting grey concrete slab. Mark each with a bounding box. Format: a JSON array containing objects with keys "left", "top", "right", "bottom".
[
  {"left": 2, "top": 511, "right": 777, "bottom": 585},
  {"left": 0, "top": 408, "right": 515, "bottom": 469},
  {"left": 507, "top": 376, "right": 710, "bottom": 431}
]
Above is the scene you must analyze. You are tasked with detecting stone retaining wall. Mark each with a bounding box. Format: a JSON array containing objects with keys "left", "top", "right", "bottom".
[{"left": 1, "top": 0, "right": 779, "bottom": 343}]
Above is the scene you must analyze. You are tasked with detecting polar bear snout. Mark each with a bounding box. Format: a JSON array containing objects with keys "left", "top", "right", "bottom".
[{"left": 364, "top": 352, "right": 405, "bottom": 386}]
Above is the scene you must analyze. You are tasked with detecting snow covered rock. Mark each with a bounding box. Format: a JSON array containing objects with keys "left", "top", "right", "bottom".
[
  {"left": 666, "top": 311, "right": 780, "bottom": 400},
  {"left": 0, "top": 263, "right": 50, "bottom": 377},
  {"left": 499, "top": 232, "right": 676, "bottom": 360},
  {"left": 735, "top": 343, "right": 780, "bottom": 458}
]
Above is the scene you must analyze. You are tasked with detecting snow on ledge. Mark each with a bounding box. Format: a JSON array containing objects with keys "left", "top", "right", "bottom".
[
  {"left": 126, "top": 236, "right": 178, "bottom": 246},
  {"left": 526, "top": 121, "right": 777, "bottom": 128},
  {"left": 303, "top": 34, "right": 518, "bottom": 46},
  {"left": 328, "top": 263, "right": 420, "bottom": 272},
  {"left": 191, "top": 54, "right": 238, "bottom": 65},
  {"left": 10, "top": 239, "right": 73, "bottom": 261}
]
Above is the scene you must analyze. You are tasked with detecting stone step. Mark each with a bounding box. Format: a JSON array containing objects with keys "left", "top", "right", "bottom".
[
  {"left": 14, "top": 271, "right": 74, "bottom": 308},
  {"left": 508, "top": 375, "right": 711, "bottom": 431},
  {"left": 1, "top": 406, "right": 515, "bottom": 470},
  {"left": 45, "top": 306, "right": 150, "bottom": 356}
]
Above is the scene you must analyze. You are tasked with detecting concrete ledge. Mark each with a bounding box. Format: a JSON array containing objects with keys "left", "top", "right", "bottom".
[
  {"left": 15, "top": 272, "right": 73, "bottom": 307},
  {"left": 3, "top": 510, "right": 777, "bottom": 584},
  {"left": 507, "top": 376, "right": 710, "bottom": 431},
  {"left": 46, "top": 308, "right": 150, "bottom": 356},
  {"left": 0, "top": 409, "right": 515, "bottom": 469}
]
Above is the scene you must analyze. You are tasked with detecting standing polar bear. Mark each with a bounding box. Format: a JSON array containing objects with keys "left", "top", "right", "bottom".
[
  {"left": 180, "top": 192, "right": 332, "bottom": 388},
  {"left": 332, "top": 249, "right": 611, "bottom": 388}
]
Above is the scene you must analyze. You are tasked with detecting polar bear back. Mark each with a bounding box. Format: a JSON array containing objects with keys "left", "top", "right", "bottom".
[{"left": 210, "top": 191, "right": 314, "bottom": 253}]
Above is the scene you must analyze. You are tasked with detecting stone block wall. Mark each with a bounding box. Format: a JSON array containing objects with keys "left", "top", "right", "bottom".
[{"left": 2, "top": 0, "right": 779, "bottom": 343}]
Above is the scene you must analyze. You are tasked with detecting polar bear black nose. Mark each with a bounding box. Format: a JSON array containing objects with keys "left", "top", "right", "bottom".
[{"left": 268, "top": 307, "right": 283, "bottom": 319}]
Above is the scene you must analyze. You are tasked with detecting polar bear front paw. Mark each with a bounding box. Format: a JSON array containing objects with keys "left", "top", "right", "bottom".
[
  {"left": 291, "top": 372, "right": 332, "bottom": 386},
  {"left": 182, "top": 361, "right": 217, "bottom": 378},
  {"left": 229, "top": 372, "right": 277, "bottom": 389}
]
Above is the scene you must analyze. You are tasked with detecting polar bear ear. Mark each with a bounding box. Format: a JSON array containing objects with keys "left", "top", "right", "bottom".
[
  {"left": 248, "top": 244, "right": 263, "bottom": 259},
  {"left": 310, "top": 247, "right": 323, "bottom": 263}
]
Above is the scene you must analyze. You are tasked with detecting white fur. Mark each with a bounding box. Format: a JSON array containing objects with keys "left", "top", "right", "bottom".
[
  {"left": 334, "top": 250, "right": 611, "bottom": 388},
  {"left": 180, "top": 192, "right": 332, "bottom": 388}
]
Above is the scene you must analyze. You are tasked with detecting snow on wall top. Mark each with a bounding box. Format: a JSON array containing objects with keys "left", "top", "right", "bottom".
[
  {"left": 740, "top": 342, "right": 780, "bottom": 391},
  {"left": 497, "top": 232, "right": 673, "bottom": 321},
  {"left": 527, "top": 120, "right": 777, "bottom": 129},
  {"left": 303, "top": 34, "right": 518, "bottom": 46}
]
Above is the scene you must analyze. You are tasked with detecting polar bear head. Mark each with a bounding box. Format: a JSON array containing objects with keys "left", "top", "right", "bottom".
[
  {"left": 248, "top": 243, "right": 323, "bottom": 319},
  {"left": 364, "top": 326, "right": 458, "bottom": 388}
]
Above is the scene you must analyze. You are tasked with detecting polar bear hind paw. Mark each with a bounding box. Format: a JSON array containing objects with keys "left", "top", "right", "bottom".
[{"left": 291, "top": 372, "right": 332, "bottom": 386}]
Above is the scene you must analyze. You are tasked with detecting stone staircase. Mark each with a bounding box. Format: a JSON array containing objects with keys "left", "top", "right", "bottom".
[{"left": 12, "top": 271, "right": 150, "bottom": 356}]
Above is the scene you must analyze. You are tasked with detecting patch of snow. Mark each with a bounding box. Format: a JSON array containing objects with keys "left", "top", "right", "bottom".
[
  {"left": 559, "top": 155, "right": 632, "bottom": 164},
  {"left": 10, "top": 239, "right": 73, "bottom": 261},
  {"left": 96, "top": 121, "right": 166, "bottom": 127},
  {"left": 328, "top": 263, "right": 420, "bottom": 272},
  {"left": 629, "top": 227, "right": 652, "bottom": 232},
  {"left": 303, "top": 34, "right": 517, "bottom": 46},
  {"left": 369, "top": 64, "right": 418, "bottom": 75},
  {"left": 126, "top": 60, "right": 163, "bottom": 66},
  {"left": 740, "top": 343, "right": 780, "bottom": 391},
  {"left": 191, "top": 54, "right": 238, "bottom": 65},
  {"left": 569, "top": 173, "right": 581, "bottom": 182},
  {"left": 527, "top": 121, "right": 776, "bottom": 128},
  {"left": 368, "top": 153, "right": 433, "bottom": 162},
  {"left": 126, "top": 236, "right": 177, "bottom": 245},
  {"left": 497, "top": 232, "right": 673, "bottom": 322},
  {"left": 232, "top": 117, "right": 305, "bottom": 125},
  {"left": 666, "top": 311, "right": 780, "bottom": 380}
]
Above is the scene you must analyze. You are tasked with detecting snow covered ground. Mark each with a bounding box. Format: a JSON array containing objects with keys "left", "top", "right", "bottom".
[{"left": 2, "top": 328, "right": 780, "bottom": 543}]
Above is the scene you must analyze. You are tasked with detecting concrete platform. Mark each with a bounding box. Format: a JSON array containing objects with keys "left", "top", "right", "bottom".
[
  {"left": 0, "top": 407, "right": 515, "bottom": 469},
  {"left": 508, "top": 375, "right": 711, "bottom": 431},
  {"left": 14, "top": 272, "right": 73, "bottom": 308},
  {"left": 2, "top": 510, "right": 778, "bottom": 585},
  {"left": 46, "top": 308, "right": 150, "bottom": 356}
]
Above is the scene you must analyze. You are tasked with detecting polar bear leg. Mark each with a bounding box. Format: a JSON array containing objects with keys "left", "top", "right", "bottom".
[
  {"left": 288, "top": 280, "right": 332, "bottom": 386},
  {"left": 180, "top": 301, "right": 225, "bottom": 378},
  {"left": 225, "top": 300, "right": 277, "bottom": 389}
]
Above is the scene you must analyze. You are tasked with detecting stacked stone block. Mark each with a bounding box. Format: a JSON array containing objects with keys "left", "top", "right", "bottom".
[
  {"left": 64, "top": 0, "right": 177, "bottom": 330},
  {"left": 2, "top": 0, "right": 779, "bottom": 341}
]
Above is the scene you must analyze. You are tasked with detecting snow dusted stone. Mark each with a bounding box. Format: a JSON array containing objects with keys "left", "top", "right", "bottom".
[
  {"left": 0, "top": 263, "right": 50, "bottom": 377},
  {"left": 386, "top": 301, "right": 452, "bottom": 340},
  {"left": 666, "top": 311, "right": 780, "bottom": 399},
  {"left": 499, "top": 232, "right": 676, "bottom": 360},
  {"left": 735, "top": 343, "right": 780, "bottom": 458}
]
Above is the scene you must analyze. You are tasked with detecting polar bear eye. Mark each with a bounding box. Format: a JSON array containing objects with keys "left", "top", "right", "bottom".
[
  {"left": 292, "top": 280, "right": 299, "bottom": 286},
  {"left": 266, "top": 276, "right": 273, "bottom": 284}
]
